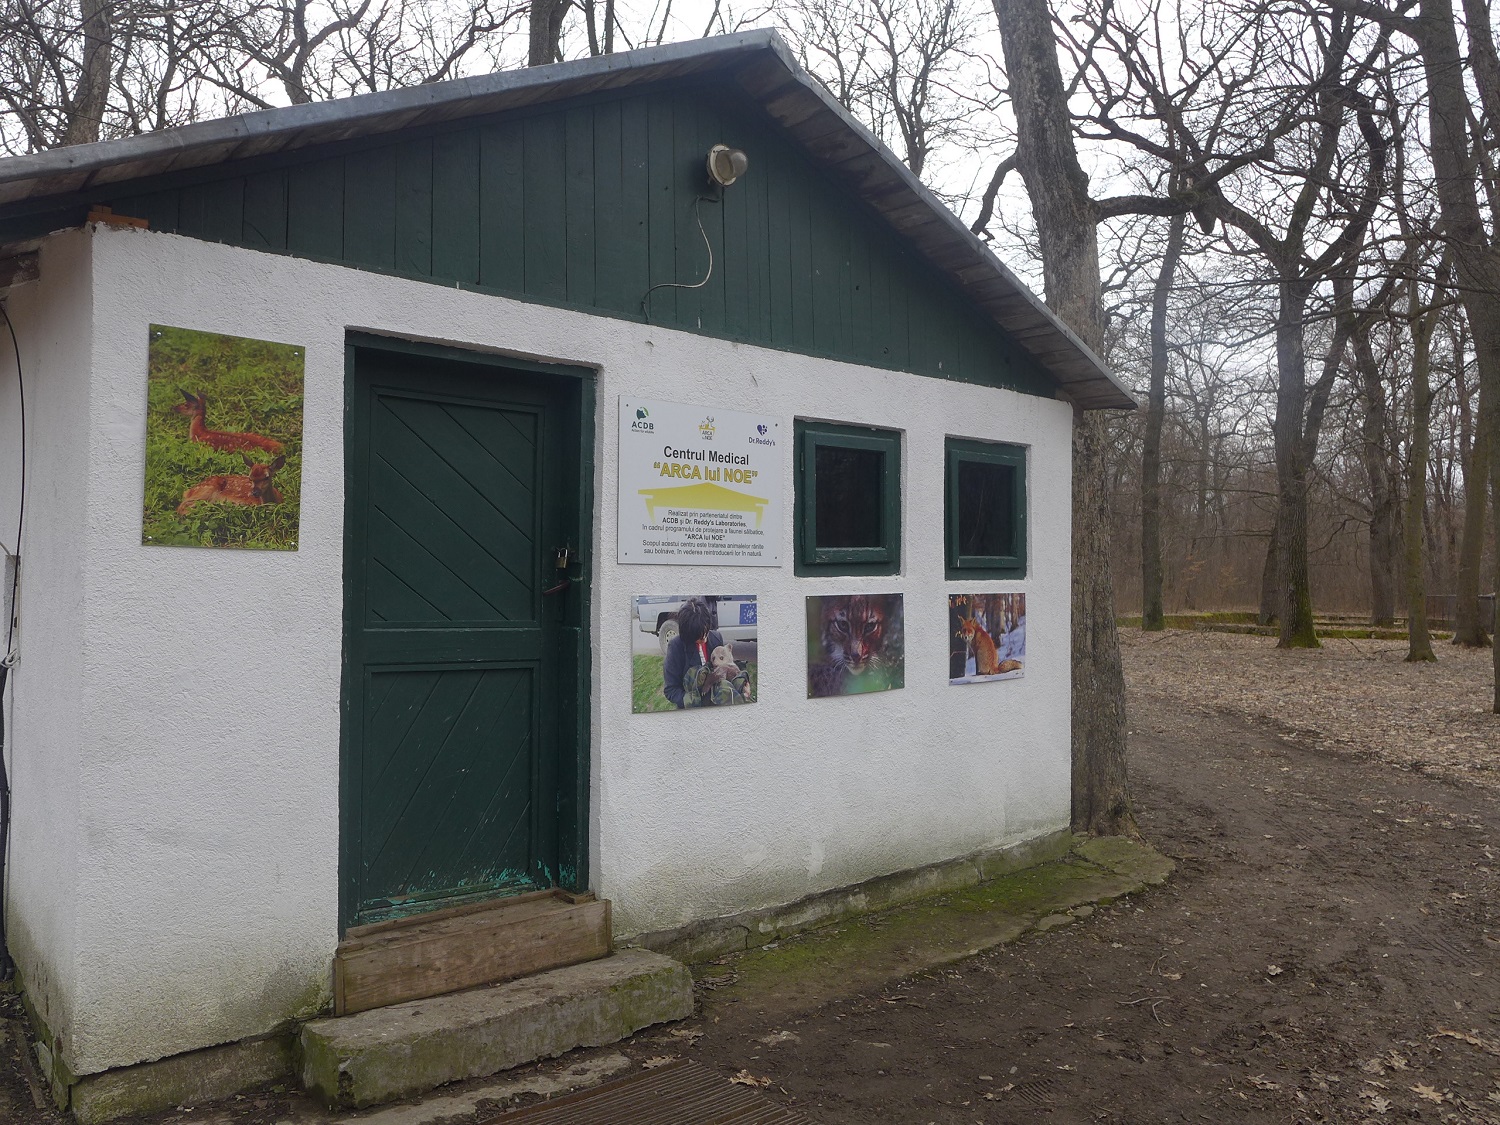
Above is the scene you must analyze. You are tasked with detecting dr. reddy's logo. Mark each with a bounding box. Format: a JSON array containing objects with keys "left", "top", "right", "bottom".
[
  {"left": 630, "top": 406, "right": 653, "bottom": 433},
  {"left": 698, "top": 416, "right": 716, "bottom": 441},
  {"left": 756, "top": 424, "right": 768, "bottom": 435}
]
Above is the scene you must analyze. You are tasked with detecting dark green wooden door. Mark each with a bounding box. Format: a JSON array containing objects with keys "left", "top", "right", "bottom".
[{"left": 341, "top": 344, "right": 587, "bottom": 930}]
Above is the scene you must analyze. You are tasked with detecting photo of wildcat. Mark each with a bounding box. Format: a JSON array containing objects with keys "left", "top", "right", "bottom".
[
  {"left": 949, "top": 593, "right": 1025, "bottom": 684},
  {"left": 806, "top": 593, "right": 905, "bottom": 698}
]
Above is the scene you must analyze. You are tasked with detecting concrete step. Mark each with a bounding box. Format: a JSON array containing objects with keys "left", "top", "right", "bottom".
[{"left": 300, "top": 948, "right": 693, "bottom": 1109}]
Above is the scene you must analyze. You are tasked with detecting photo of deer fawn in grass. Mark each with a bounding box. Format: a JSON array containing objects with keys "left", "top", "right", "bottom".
[
  {"left": 177, "top": 453, "right": 286, "bottom": 515},
  {"left": 174, "top": 389, "right": 284, "bottom": 454}
]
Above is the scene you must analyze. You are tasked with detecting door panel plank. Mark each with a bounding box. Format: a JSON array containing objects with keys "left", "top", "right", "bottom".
[
  {"left": 367, "top": 557, "right": 451, "bottom": 622},
  {"left": 364, "top": 669, "right": 443, "bottom": 784},
  {"left": 362, "top": 668, "right": 537, "bottom": 904},
  {"left": 372, "top": 406, "right": 537, "bottom": 564},
  {"left": 370, "top": 466, "right": 533, "bottom": 612},
  {"left": 370, "top": 504, "right": 526, "bottom": 622},
  {"left": 386, "top": 396, "right": 538, "bottom": 500}
]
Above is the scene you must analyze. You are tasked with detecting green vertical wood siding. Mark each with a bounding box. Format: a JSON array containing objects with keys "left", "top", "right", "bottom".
[{"left": 93, "top": 83, "right": 1054, "bottom": 397}]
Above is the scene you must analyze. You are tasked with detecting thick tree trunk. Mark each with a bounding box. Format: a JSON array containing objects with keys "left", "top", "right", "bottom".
[
  {"left": 1352, "top": 320, "right": 1399, "bottom": 625},
  {"left": 1072, "top": 407, "right": 1133, "bottom": 831},
  {"left": 529, "top": 0, "right": 569, "bottom": 65},
  {"left": 1273, "top": 278, "right": 1320, "bottom": 648},
  {"left": 1141, "top": 214, "right": 1186, "bottom": 631},
  {"left": 992, "top": 0, "right": 1134, "bottom": 835},
  {"left": 61, "top": 0, "right": 112, "bottom": 146}
]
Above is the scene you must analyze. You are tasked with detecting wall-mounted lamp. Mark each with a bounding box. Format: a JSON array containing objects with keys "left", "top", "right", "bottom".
[{"left": 706, "top": 144, "right": 749, "bottom": 187}]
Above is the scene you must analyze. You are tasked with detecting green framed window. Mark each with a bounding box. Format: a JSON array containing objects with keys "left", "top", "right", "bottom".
[
  {"left": 945, "top": 437, "right": 1026, "bottom": 578},
  {"left": 795, "top": 420, "right": 902, "bottom": 576}
]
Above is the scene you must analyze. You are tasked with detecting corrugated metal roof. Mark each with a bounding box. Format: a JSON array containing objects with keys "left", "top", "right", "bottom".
[{"left": 0, "top": 30, "right": 1134, "bottom": 410}]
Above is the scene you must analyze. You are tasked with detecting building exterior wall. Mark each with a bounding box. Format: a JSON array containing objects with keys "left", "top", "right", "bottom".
[
  {"left": 7, "top": 222, "right": 1072, "bottom": 1077},
  {"left": 0, "top": 230, "right": 93, "bottom": 1068}
]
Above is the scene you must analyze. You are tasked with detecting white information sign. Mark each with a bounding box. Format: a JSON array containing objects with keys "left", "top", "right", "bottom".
[{"left": 618, "top": 397, "right": 782, "bottom": 566}]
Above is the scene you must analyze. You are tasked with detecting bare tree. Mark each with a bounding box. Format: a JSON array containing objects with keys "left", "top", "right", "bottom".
[
  {"left": 1203, "top": 12, "right": 1391, "bottom": 648},
  {"left": 1, "top": 0, "right": 117, "bottom": 148},
  {"left": 991, "top": 0, "right": 1136, "bottom": 836},
  {"left": 1452, "top": 320, "right": 1490, "bottom": 647},
  {"left": 1329, "top": 0, "right": 1500, "bottom": 708},
  {"left": 781, "top": 0, "right": 997, "bottom": 180}
]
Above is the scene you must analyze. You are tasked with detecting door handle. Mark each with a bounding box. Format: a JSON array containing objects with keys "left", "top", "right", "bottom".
[{"left": 543, "top": 578, "right": 572, "bottom": 596}]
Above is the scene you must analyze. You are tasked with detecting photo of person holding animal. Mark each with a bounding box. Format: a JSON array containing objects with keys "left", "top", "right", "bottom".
[
  {"left": 141, "top": 324, "right": 304, "bottom": 550},
  {"left": 948, "top": 593, "right": 1025, "bottom": 684},
  {"left": 630, "top": 595, "right": 758, "bottom": 713}
]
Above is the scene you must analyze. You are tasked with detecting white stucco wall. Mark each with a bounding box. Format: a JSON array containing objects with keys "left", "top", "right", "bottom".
[
  {"left": 0, "top": 232, "right": 92, "bottom": 1065},
  {"left": 4, "top": 223, "right": 1072, "bottom": 1076}
]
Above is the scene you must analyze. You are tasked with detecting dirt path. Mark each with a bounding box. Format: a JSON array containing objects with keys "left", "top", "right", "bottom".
[{"left": 651, "top": 645, "right": 1500, "bottom": 1123}]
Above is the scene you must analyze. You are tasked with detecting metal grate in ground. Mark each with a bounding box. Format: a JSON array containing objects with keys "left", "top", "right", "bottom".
[{"left": 489, "top": 1059, "right": 816, "bottom": 1124}]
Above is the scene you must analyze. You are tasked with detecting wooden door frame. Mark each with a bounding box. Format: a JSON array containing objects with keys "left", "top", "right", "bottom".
[{"left": 339, "top": 332, "right": 596, "bottom": 936}]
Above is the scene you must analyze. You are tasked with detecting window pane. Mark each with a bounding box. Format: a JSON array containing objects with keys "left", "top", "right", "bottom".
[
  {"left": 957, "top": 460, "right": 1015, "bottom": 557},
  {"left": 815, "top": 444, "right": 883, "bottom": 548}
]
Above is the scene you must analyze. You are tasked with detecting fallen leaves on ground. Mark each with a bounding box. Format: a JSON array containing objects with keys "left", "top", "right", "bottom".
[
  {"left": 1360, "top": 1089, "right": 1392, "bottom": 1114},
  {"left": 730, "top": 1069, "right": 772, "bottom": 1087},
  {"left": 1431, "top": 1028, "right": 1500, "bottom": 1055},
  {"left": 1121, "top": 630, "right": 1498, "bottom": 789}
]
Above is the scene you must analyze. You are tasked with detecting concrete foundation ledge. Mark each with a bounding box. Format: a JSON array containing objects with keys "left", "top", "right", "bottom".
[
  {"left": 628, "top": 826, "right": 1074, "bottom": 963},
  {"left": 299, "top": 948, "right": 693, "bottom": 1109}
]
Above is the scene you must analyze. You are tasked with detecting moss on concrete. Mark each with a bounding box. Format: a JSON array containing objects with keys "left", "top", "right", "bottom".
[
  {"left": 634, "top": 828, "right": 1074, "bottom": 965},
  {"left": 697, "top": 836, "right": 1174, "bottom": 1014},
  {"left": 1074, "top": 834, "right": 1174, "bottom": 884}
]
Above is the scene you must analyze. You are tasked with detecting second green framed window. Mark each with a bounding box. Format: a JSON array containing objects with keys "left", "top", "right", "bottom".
[
  {"left": 795, "top": 420, "right": 901, "bottom": 576},
  {"left": 946, "top": 437, "right": 1026, "bottom": 578}
]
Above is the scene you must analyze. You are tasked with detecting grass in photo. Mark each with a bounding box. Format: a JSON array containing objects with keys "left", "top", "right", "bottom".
[
  {"left": 142, "top": 324, "right": 305, "bottom": 550},
  {"left": 631, "top": 594, "right": 759, "bottom": 713}
]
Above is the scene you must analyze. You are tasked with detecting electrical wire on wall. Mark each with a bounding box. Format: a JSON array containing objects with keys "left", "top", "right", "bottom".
[
  {"left": 640, "top": 195, "right": 719, "bottom": 323},
  {"left": 638, "top": 146, "right": 749, "bottom": 324},
  {"left": 0, "top": 297, "right": 23, "bottom": 982}
]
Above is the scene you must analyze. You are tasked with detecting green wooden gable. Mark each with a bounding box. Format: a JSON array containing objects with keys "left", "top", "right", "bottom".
[{"left": 8, "top": 82, "right": 1056, "bottom": 399}]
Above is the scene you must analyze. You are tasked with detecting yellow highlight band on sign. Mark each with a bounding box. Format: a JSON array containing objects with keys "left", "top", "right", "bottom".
[{"left": 638, "top": 481, "right": 771, "bottom": 527}]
